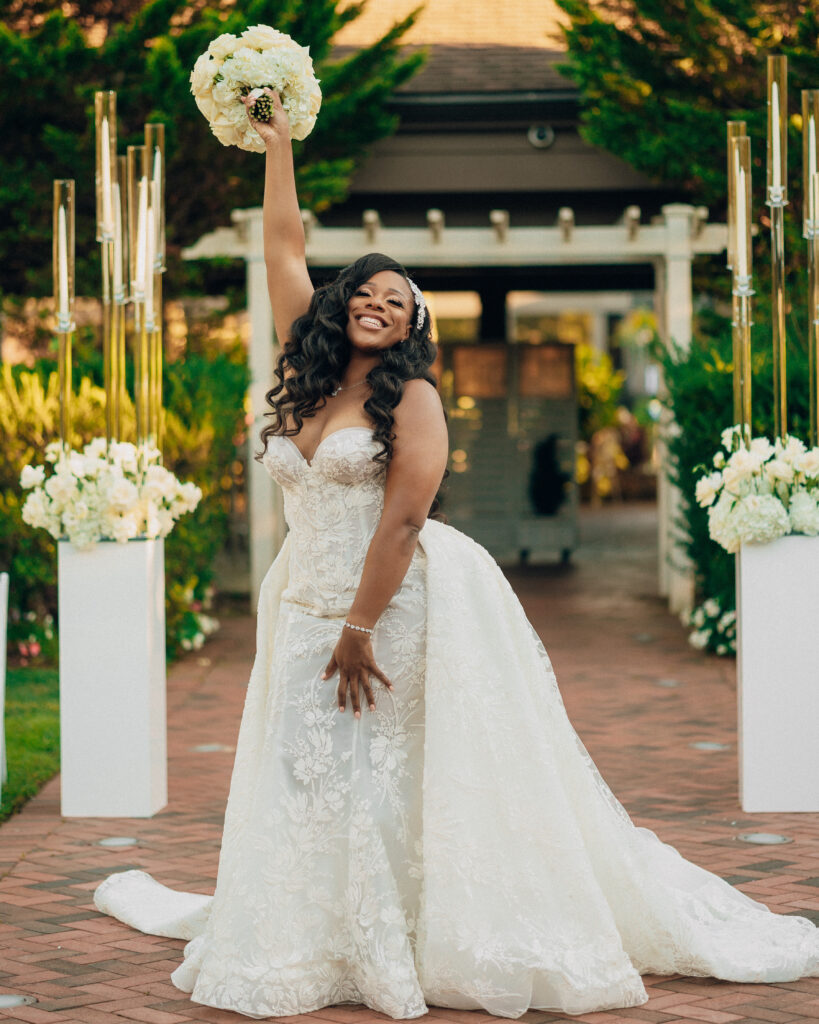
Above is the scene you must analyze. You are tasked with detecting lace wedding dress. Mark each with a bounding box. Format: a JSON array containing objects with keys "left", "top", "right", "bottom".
[{"left": 95, "top": 426, "right": 819, "bottom": 1020}]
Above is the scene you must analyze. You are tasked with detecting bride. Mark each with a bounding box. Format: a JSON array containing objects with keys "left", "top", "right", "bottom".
[{"left": 94, "top": 90, "right": 819, "bottom": 1019}]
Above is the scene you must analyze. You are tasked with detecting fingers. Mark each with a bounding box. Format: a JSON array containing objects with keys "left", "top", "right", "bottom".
[
  {"left": 370, "top": 664, "right": 394, "bottom": 692},
  {"left": 335, "top": 673, "right": 379, "bottom": 715},
  {"left": 321, "top": 656, "right": 337, "bottom": 681},
  {"left": 361, "top": 676, "right": 376, "bottom": 713}
]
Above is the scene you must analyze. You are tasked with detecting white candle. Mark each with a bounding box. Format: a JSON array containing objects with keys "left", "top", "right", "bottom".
[
  {"left": 809, "top": 115, "right": 817, "bottom": 222},
  {"left": 152, "top": 146, "right": 162, "bottom": 263},
  {"left": 135, "top": 176, "right": 148, "bottom": 296},
  {"left": 144, "top": 207, "right": 155, "bottom": 318},
  {"left": 112, "top": 182, "right": 122, "bottom": 296},
  {"left": 101, "top": 118, "right": 114, "bottom": 235},
  {"left": 58, "top": 205, "right": 69, "bottom": 320},
  {"left": 813, "top": 173, "right": 819, "bottom": 237},
  {"left": 771, "top": 81, "right": 781, "bottom": 190},
  {"left": 737, "top": 166, "right": 749, "bottom": 278}
]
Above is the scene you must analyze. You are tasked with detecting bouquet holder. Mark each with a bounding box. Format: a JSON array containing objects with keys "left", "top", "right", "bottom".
[
  {"left": 58, "top": 537, "right": 167, "bottom": 817},
  {"left": 736, "top": 535, "right": 819, "bottom": 812}
]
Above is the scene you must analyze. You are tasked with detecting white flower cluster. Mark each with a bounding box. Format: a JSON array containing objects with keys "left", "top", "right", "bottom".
[
  {"left": 695, "top": 426, "right": 819, "bottom": 553},
  {"left": 190, "top": 25, "right": 321, "bottom": 153},
  {"left": 20, "top": 439, "right": 202, "bottom": 551},
  {"left": 684, "top": 597, "right": 736, "bottom": 656}
]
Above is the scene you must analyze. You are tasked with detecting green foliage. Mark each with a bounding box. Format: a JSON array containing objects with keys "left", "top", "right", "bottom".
[
  {"left": 0, "top": 666, "right": 60, "bottom": 823},
  {"left": 555, "top": 1, "right": 819, "bottom": 301},
  {"left": 0, "top": 0, "right": 425, "bottom": 298},
  {"left": 659, "top": 308, "right": 811, "bottom": 650},
  {"left": 0, "top": 338, "right": 248, "bottom": 661}
]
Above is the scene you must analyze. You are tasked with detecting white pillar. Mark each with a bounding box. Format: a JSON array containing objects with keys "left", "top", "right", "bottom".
[
  {"left": 235, "top": 209, "right": 286, "bottom": 611},
  {"left": 59, "top": 539, "right": 167, "bottom": 817},
  {"left": 658, "top": 204, "right": 696, "bottom": 617}
]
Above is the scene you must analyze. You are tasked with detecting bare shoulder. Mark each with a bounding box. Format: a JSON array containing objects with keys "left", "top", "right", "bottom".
[{"left": 393, "top": 378, "right": 446, "bottom": 432}]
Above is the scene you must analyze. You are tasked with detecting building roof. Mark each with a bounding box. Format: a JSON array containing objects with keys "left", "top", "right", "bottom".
[{"left": 333, "top": 0, "right": 572, "bottom": 95}]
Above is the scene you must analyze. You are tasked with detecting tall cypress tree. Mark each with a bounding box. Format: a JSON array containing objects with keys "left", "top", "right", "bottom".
[{"left": 0, "top": 0, "right": 425, "bottom": 297}]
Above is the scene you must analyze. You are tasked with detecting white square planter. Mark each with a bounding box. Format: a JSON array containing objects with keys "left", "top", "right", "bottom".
[
  {"left": 736, "top": 535, "right": 819, "bottom": 812},
  {"left": 58, "top": 538, "right": 167, "bottom": 817}
]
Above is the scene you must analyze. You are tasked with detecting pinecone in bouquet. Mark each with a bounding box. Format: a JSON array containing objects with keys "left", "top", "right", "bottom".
[{"left": 190, "top": 25, "right": 322, "bottom": 153}]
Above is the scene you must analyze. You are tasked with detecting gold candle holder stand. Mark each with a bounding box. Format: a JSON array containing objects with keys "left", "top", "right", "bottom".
[
  {"left": 127, "top": 144, "right": 151, "bottom": 449},
  {"left": 802, "top": 91, "right": 819, "bottom": 446},
  {"left": 767, "top": 56, "right": 789, "bottom": 440}
]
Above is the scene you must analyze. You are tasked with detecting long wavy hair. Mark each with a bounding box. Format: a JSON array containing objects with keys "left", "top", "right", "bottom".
[{"left": 257, "top": 253, "right": 447, "bottom": 514}]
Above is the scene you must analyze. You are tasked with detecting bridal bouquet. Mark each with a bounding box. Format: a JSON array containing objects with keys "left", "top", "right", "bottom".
[
  {"left": 190, "top": 25, "right": 322, "bottom": 152},
  {"left": 20, "top": 439, "right": 202, "bottom": 550},
  {"left": 695, "top": 425, "right": 819, "bottom": 553}
]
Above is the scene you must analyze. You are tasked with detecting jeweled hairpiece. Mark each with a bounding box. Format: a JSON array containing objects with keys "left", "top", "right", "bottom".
[{"left": 408, "top": 279, "right": 426, "bottom": 331}]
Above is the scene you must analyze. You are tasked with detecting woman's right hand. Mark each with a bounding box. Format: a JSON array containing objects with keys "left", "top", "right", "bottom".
[{"left": 242, "top": 88, "right": 289, "bottom": 147}]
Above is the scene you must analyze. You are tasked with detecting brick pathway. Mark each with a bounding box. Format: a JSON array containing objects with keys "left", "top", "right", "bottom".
[{"left": 1, "top": 505, "right": 818, "bottom": 1024}]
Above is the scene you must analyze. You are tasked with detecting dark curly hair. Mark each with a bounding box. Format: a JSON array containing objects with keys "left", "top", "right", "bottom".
[{"left": 258, "top": 252, "right": 442, "bottom": 469}]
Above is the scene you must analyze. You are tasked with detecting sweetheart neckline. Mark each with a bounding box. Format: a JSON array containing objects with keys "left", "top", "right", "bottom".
[{"left": 278, "top": 426, "right": 375, "bottom": 467}]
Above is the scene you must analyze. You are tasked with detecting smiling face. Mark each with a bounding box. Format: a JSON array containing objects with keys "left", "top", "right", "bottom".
[{"left": 346, "top": 270, "right": 414, "bottom": 352}]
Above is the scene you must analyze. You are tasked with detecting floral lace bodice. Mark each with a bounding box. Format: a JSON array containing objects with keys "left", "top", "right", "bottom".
[{"left": 262, "top": 426, "right": 415, "bottom": 617}]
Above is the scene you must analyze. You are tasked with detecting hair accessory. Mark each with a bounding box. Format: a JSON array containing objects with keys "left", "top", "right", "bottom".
[{"left": 407, "top": 279, "right": 426, "bottom": 331}]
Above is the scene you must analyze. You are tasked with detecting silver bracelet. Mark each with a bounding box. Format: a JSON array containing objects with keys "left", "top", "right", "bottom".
[{"left": 344, "top": 621, "right": 374, "bottom": 635}]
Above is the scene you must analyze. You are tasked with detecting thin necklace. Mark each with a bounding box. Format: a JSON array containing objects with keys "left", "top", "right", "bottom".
[{"left": 331, "top": 377, "right": 368, "bottom": 397}]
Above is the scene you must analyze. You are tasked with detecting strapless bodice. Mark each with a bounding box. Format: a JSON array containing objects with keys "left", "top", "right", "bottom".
[{"left": 262, "top": 427, "right": 411, "bottom": 617}]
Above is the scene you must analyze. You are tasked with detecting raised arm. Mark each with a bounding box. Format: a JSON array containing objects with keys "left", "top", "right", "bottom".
[{"left": 243, "top": 90, "right": 314, "bottom": 342}]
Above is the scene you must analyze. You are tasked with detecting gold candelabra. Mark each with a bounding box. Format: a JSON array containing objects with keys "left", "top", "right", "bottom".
[
  {"left": 728, "top": 56, "right": 819, "bottom": 448},
  {"left": 54, "top": 93, "right": 166, "bottom": 458}
]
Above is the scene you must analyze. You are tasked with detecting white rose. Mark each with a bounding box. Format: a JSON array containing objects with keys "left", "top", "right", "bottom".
[
  {"left": 749, "top": 436, "right": 774, "bottom": 460},
  {"left": 794, "top": 448, "right": 819, "bottom": 478},
  {"left": 109, "top": 478, "right": 139, "bottom": 511},
  {"left": 765, "top": 458, "right": 794, "bottom": 484},
  {"left": 703, "top": 598, "right": 720, "bottom": 617},
  {"left": 22, "top": 491, "right": 49, "bottom": 529},
  {"left": 44, "top": 440, "right": 63, "bottom": 463},
  {"left": 20, "top": 464, "right": 46, "bottom": 489},
  {"left": 722, "top": 447, "right": 763, "bottom": 492},
  {"left": 45, "top": 470, "right": 77, "bottom": 505},
  {"left": 109, "top": 442, "right": 138, "bottom": 473},
  {"left": 176, "top": 481, "right": 202, "bottom": 514},
  {"left": 688, "top": 629, "right": 711, "bottom": 650},
  {"left": 190, "top": 51, "right": 216, "bottom": 96},
  {"left": 721, "top": 425, "right": 741, "bottom": 451},
  {"left": 695, "top": 471, "right": 722, "bottom": 508},
  {"left": 208, "top": 32, "right": 239, "bottom": 59},
  {"left": 775, "top": 434, "right": 806, "bottom": 462},
  {"left": 713, "top": 451, "right": 725, "bottom": 469},
  {"left": 241, "top": 24, "right": 290, "bottom": 50},
  {"left": 84, "top": 437, "right": 108, "bottom": 459}
]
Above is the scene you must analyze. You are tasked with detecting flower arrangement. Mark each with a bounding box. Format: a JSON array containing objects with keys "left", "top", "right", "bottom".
[
  {"left": 189, "top": 25, "right": 322, "bottom": 152},
  {"left": 695, "top": 425, "right": 819, "bottom": 553},
  {"left": 683, "top": 597, "right": 737, "bottom": 656},
  {"left": 20, "top": 439, "right": 202, "bottom": 550}
]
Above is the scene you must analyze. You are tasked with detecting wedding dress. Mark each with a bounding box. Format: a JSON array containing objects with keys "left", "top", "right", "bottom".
[{"left": 94, "top": 425, "right": 819, "bottom": 1020}]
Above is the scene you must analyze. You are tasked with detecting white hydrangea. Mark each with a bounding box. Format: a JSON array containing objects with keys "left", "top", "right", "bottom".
[
  {"left": 703, "top": 597, "right": 721, "bottom": 617},
  {"left": 794, "top": 448, "right": 819, "bottom": 478},
  {"left": 789, "top": 488, "right": 819, "bottom": 535},
  {"left": 20, "top": 464, "right": 45, "bottom": 489},
  {"left": 688, "top": 629, "right": 711, "bottom": 650},
  {"left": 190, "top": 26, "right": 322, "bottom": 152}
]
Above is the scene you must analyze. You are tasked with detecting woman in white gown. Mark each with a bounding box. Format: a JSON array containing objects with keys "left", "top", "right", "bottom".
[{"left": 94, "top": 90, "right": 819, "bottom": 1020}]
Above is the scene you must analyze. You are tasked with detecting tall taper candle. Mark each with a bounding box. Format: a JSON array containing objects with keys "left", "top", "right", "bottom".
[
  {"left": 727, "top": 122, "right": 747, "bottom": 427},
  {"left": 94, "top": 91, "right": 117, "bottom": 242},
  {"left": 53, "top": 180, "right": 75, "bottom": 449},
  {"left": 767, "top": 55, "right": 788, "bottom": 440}
]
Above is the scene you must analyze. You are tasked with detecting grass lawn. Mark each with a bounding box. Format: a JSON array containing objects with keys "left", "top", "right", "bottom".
[{"left": 1, "top": 666, "right": 59, "bottom": 823}]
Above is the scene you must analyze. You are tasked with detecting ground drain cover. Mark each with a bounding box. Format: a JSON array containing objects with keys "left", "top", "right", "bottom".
[
  {"left": 656, "top": 678, "right": 681, "bottom": 688},
  {"left": 689, "top": 741, "right": 731, "bottom": 751},
  {"left": 97, "top": 837, "right": 138, "bottom": 848},
  {"left": 191, "top": 743, "right": 235, "bottom": 753},
  {"left": 0, "top": 995, "right": 38, "bottom": 1008},
  {"left": 736, "top": 833, "right": 793, "bottom": 845}
]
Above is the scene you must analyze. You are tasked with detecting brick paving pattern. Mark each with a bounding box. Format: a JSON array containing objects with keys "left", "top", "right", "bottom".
[{"left": 1, "top": 505, "right": 818, "bottom": 1023}]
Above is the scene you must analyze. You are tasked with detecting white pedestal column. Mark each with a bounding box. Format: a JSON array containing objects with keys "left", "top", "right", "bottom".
[
  {"left": 58, "top": 539, "right": 167, "bottom": 817},
  {"left": 736, "top": 536, "right": 819, "bottom": 812}
]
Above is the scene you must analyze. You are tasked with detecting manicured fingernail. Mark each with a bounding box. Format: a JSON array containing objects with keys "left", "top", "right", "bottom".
[
  {"left": 369, "top": 704, "right": 375, "bottom": 712},
  {"left": 320, "top": 672, "right": 326, "bottom": 679},
  {"left": 355, "top": 711, "right": 360, "bottom": 719},
  {"left": 339, "top": 706, "right": 344, "bottom": 712}
]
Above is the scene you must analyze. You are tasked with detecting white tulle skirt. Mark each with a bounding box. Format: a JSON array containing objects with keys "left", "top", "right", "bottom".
[{"left": 94, "top": 519, "right": 819, "bottom": 1019}]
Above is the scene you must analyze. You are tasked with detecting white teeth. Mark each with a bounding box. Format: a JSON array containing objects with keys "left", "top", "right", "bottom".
[{"left": 359, "top": 316, "right": 385, "bottom": 329}]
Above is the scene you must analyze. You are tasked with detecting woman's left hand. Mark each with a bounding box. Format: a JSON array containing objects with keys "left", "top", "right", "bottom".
[{"left": 322, "top": 630, "right": 393, "bottom": 717}]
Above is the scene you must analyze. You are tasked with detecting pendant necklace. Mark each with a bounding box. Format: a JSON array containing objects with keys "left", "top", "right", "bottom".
[{"left": 331, "top": 378, "right": 368, "bottom": 397}]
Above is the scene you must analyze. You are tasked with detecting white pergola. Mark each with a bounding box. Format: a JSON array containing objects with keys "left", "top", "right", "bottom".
[{"left": 183, "top": 203, "right": 728, "bottom": 613}]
